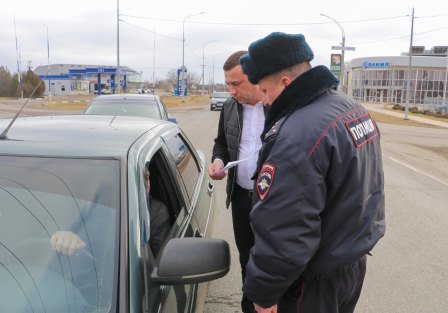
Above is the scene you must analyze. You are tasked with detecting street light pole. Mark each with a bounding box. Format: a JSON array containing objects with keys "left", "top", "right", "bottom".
[
  {"left": 321, "top": 14, "right": 346, "bottom": 91},
  {"left": 182, "top": 12, "right": 204, "bottom": 69},
  {"left": 43, "top": 23, "right": 52, "bottom": 103},
  {"left": 180, "top": 11, "right": 204, "bottom": 96},
  {"left": 202, "top": 40, "right": 217, "bottom": 95}
]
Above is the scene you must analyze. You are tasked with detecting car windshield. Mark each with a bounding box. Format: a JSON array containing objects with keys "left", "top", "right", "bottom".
[
  {"left": 0, "top": 156, "right": 120, "bottom": 313},
  {"left": 84, "top": 98, "right": 162, "bottom": 119},
  {"left": 213, "top": 92, "right": 230, "bottom": 98}
]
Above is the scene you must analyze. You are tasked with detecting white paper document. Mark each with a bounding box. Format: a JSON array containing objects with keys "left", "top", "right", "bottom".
[{"left": 216, "top": 154, "right": 257, "bottom": 174}]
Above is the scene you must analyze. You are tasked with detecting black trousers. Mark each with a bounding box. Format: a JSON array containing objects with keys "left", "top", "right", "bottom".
[
  {"left": 278, "top": 255, "right": 367, "bottom": 313},
  {"left": 231, "top": 183, "right": 256, "bottom": 313}
]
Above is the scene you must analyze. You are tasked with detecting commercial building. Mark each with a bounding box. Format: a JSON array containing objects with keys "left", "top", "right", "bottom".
[
  {"left": 34, "top": 64, "right": 139, "bottom": 96},
  {"left": 347, "top": 46, "right": 448, "bottom": 112}
]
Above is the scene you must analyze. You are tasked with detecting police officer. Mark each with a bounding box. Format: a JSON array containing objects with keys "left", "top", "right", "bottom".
[{"left": 239, "top": 32, "right": 386, "bottom": 313}]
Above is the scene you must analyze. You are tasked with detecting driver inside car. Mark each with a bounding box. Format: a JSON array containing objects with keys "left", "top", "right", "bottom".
[{"left": 49, "top": 165, "right": 170, "bottom": 258}]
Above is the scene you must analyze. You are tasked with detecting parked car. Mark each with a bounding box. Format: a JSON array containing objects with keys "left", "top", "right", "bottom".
[
  {"left": 83, "top": 94, "right": 176, "bottom": 123},
  {"left": 93, "top": 88, "right": 112, "bottom": 95},
  {"left": 0, "top": 115, "right": 229, "bottom": 313},
  {"left": 210, "top": 91, "right": 230, "bottom": 111}
]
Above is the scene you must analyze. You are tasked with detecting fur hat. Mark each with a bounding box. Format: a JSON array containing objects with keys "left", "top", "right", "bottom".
[{"left": 240, "top": 32, "right": 314, "bottom": 84}]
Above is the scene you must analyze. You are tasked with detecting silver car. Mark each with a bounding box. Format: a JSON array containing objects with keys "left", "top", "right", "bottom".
[
  {"left": 83, "top": 94, "right": 176, "bottom": 122},
  {"left": 210, "top": 92, "right": 230, "bottom": 111},
  {"left": 0, "top": 115, "right": 229, "bottom": 313}
]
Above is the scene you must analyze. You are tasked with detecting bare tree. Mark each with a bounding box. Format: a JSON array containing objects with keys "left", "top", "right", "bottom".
[
  {"left": 166, "top": 69, "right": 178, "bottom": 90},
  {"left": 0, "top": 66, "right": 13, "bottom": 96}
]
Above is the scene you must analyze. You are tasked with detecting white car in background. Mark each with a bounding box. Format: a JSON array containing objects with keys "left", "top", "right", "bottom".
[{"left": 210, "top": 91, "right": 230, "bottom": 111}]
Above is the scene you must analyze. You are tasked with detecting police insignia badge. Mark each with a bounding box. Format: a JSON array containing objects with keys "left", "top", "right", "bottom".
[
  {"left": 256, "top": 162, "right": 275, "bottom": 200},
  {"left": 345, "top": 113, "right": 378, "bottom": 147}
]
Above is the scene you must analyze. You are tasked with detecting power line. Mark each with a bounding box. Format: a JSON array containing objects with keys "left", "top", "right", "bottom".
[
  {"left": 119, "top": 19, "right": 181, "bottom": 41},
  {"left": 351, "top": 26, "right": 448, "bottom": 45},
  {"left": 121, "top": 13, "right": 412, "bottom": 26}
]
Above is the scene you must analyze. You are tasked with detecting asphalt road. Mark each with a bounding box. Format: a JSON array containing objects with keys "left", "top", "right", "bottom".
[{"left": 1, "top": 100, "right": 447, "bottom": 312}]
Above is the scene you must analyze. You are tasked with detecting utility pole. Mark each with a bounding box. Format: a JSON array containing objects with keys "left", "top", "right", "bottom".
[
  {"left": 14, "top": 15, "right": 23, "bottom": 98},
  {"left": 404, "top": 8, "right": 415, "bottom": 120},
  {"left": 152, "top": 25, "right": 156, "bottom": 94},
  {"left": 43, "top": 23, "right": 51, "bottom": 102},
  {"left": 202, "top": 40, "right": 217, "bottom": 95},
  {"left": 116, "top": 0, "right": 120, "bottom": 93}
]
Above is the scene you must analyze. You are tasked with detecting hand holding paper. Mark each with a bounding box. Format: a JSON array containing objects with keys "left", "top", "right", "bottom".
[{"left": 216, "top": 154, "right": 257, "bottom": 174}]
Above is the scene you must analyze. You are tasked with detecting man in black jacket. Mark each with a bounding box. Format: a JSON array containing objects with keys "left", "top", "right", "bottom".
[
  {"left": 239, "top": 32, "right": 385, "bottom": 313},
  {"left": 208, "top": 50, "right": 265, "bottom": 313}
]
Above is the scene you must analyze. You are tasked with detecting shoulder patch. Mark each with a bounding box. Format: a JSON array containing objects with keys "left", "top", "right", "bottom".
[
  {"left": 256, "top": 162, "right": 276, "bottom": 200},
  {"left": 345, "top": 113, "right": 378, "bottom": 147}
]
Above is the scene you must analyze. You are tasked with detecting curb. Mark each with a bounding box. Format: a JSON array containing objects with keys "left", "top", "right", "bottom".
[{"left": 363, "top": 103, "right": 448, "bottom": 129}]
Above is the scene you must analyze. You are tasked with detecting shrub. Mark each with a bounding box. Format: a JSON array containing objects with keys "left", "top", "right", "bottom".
[
  {"left": 410, "top": 106, "right": 419, "bottom": 113},
  {"left": 392, "top": 104, "right": 402, "bottom": 110}
]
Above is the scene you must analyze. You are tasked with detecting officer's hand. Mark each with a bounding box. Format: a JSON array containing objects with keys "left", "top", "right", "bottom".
[
  {"left": 50, "top": 231, "right": 86, "bottom": 256},
  {"left": 208, "top": 160, "right": 226, "bottom": 180},
  {"left": 254, "top": 304, "right": 278, "bottom": 313}
]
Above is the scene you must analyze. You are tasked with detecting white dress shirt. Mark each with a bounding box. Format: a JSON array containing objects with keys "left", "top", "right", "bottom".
[{"left": 236, "top": 101, "right": 265, "bottom": 190}]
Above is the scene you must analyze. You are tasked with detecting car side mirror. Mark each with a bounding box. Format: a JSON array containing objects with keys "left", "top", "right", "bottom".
[
  {"left": 149, "top": 238, "right": 230, "bottom": 285},
  {"left": 168, "top": 117, "right": 177, "bottom": 124}
]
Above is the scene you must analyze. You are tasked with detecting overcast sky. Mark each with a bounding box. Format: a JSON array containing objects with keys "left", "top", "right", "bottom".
[{"left": 1, "top": 0, "right": 447, "bottom": 84}]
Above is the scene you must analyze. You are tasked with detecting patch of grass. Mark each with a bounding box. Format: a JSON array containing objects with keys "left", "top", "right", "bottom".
[
  {"left": 45, "top": 101, "right": 89, "bottom": 110},
  {"left": 161, "top": 95, "right": 210, "bottom": 107},
  {"left": 387, "top": 106, "right": 448, "bottom": 122},
  {"left": 42, "top": 95, "right": 210, "bottom": 110},
  {"left": 369, "top": 111, "right": 442, "bottom": 128}
]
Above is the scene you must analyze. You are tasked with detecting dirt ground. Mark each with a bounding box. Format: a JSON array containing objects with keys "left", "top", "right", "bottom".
[{"left": 0, "top": 94, "right": 210, "bottom": 111}]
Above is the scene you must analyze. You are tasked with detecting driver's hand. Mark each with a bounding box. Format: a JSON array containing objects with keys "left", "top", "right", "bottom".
[
  {"left": 208, "top": 160, "right": 226, "bottom": 180},
  {"left": 50, "top": 231, "right": 86, "bottom": 256}
]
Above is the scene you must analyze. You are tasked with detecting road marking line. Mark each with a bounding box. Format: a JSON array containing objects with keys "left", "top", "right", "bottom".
[{"left": 387, "top": 155, "right": 448, "bottom": 187}]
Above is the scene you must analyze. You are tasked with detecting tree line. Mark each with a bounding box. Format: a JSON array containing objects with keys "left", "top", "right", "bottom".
[{"left": 0, "top": 66, "right": 45, "bottom": 98}]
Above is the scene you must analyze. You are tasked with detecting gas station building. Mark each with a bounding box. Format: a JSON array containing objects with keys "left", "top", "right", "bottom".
[{"left": 34, "top": 64, "right": 139, "bottom": 96}]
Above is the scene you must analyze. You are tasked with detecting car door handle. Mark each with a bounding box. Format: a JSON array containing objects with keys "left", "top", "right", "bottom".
[{"left": 207, "top": 181, "right": 214, "bottom": 196}]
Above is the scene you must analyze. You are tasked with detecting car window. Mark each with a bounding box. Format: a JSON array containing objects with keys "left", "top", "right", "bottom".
[
  {"left": 133, "top": 148, "right": 195, "bottom": 311},
  {"left": 84, "top": 99, "right": 162, "bottom": 119},
  {"left": 0, "top": 156, "right": 119, "bottom": 312},
  {"left": 140, "top": 155, "right": 177, "bottom": 258},
  {"left": 165, "top": 134, "right": 200, "bottom": 201}
]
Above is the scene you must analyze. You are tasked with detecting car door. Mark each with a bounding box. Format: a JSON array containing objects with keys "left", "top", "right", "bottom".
[
  {"left": 162, "top": 131, "right": 215, "bottom": 312},
  {"left": 130, "top": 129, "right": 203, "bottom": 313},
  {"left": 129, "top": 125, "right": 215, "bottom": 313}
]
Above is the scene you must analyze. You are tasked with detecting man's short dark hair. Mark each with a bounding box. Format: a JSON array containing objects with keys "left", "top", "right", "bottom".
[{"left": 223, "top": 50, "right": 248, "bottom": 71}]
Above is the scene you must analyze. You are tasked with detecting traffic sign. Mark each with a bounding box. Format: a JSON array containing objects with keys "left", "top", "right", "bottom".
[{"left": 332, "top": 46, "right": 356, "bottom": 51}]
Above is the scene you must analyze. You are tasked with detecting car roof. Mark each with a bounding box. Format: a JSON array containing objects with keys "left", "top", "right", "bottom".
[
  {"left": 0, "top": 115, "right": 173, "bottom": 158},
  {"left": 91, "top": 94, "right": 160, "bottom": 101}
]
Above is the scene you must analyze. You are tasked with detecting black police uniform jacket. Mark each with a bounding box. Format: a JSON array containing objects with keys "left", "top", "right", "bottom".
[
  {"left": 243, "top": 65, "right": 386, "bottom": 307},
  {"left": 212, "top": 97, "right": 267, "bottom": 208}
]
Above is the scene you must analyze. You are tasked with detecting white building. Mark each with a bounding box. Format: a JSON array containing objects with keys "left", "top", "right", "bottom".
[
  {"left": 34, "top": 64, "right": 139, "bottom": 96},
  {"left": 347, "top": 46, "right": 448, "bottom": 112}
]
